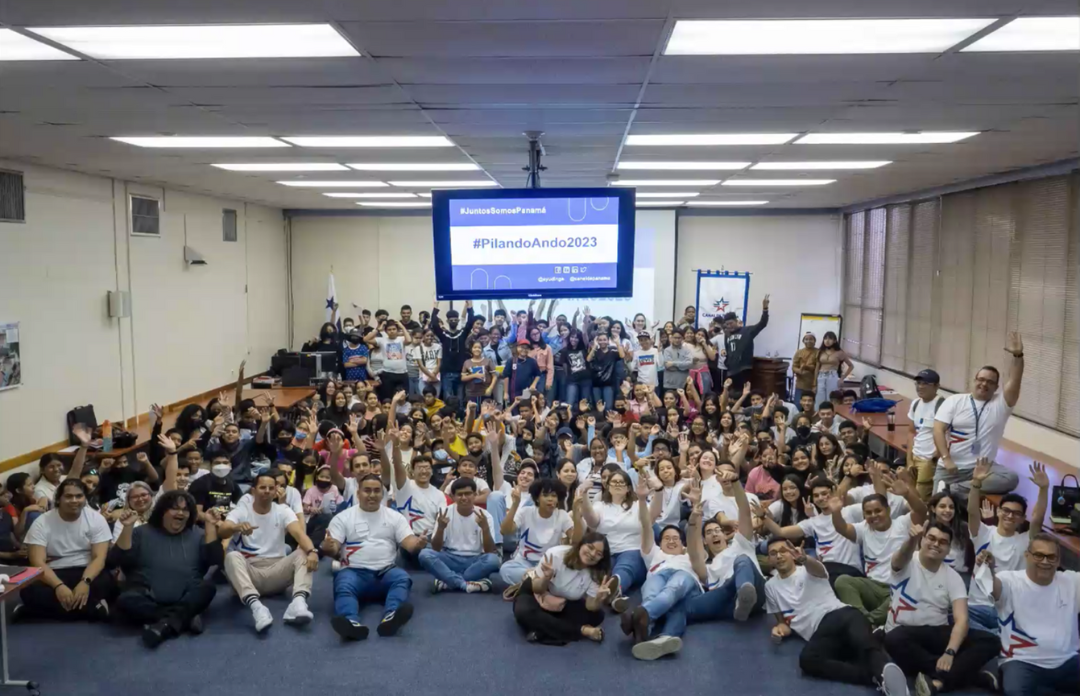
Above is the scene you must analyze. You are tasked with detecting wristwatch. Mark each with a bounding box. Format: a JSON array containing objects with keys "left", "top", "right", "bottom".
[
  {"left": 82, "top": 577, "right": 93, "bottom": 586},
  {"left": 944, "top": 648, "right": 956, "bottom": 657}
]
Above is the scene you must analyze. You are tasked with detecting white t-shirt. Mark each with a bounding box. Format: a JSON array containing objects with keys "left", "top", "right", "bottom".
[
  {"left": 654, "top": 481, "right": 686, "bottom": 527},
  {"left": 542, "top": 545, "right": 600, "bottom": 601},
  {"left": 441, "top": 505, "right": 495, "bottom": 557},
  {"left": 935, "top": 390, "right": 1012, "bottom": 469},
  {"left": 994, "top": 570, "right": 1080, "bottom": 669},
  {"left": 593, "top": 501, "right": 643, "bottom": 554},
  {"left": 25, "top": 508, "right": 112, "bottom": 570},
  {"left": 885, "top": 556, "right": 967, "bottom": 631},
  {"left": 633, "top": 348, "right": 660, "bottom": 387},
  {"left": 796, "top": 505, "right": 864, "bottom": 568},
  {"left": 849, "top": 484, "right": 909, "bottom": 518},
  {"left": 33, "top": 477, "right": 62, "bottom": 504},
  {"left": 327, "top": 505, "right": 412, "bottom": 571},
  {"left": 393, "top": 480, "right": 447, "bottom": 536},
  {"left": 702, "top": 486, "right": 761, "bottom": 522},
  {"left": 765, "top": 565, "right": 848, "bottom": 641},
  {"left": 908, "top": 397, "right": 942, "bottom": 460},
  {"left": 705, "top": 533, "right": 761, "bottom": 590},
  {"left": 237, "top": 487, "right": 303, "bottom": 516},
  {"left": 970, "top": 524, "right": 1029, "bottom": 606},
  {"left": 225, "top": 504, "right": 298, "bottom": 559},
  {"left": 710, "top": 334, "right": 727, "bottom": 370},
  {"left": 853, "top": 514, "right": 913, "bottom": 582},
  {"left": 111, "top": 517, "right": 147, "bottom": 543},
  {"left": 376, "top": 336, "right": 408, "bottom": 374},
  {"left": 418, "top": 342, "right": 442, "bottom": 382},
  {"left": 512, "top": 506, "right": 573, "bottom": 563},
  {"left": 644, "top": 545, "right": 701, "bottom": 587},
  {"left": 944, "top": 538, "right": 969, "bottom": 574}
]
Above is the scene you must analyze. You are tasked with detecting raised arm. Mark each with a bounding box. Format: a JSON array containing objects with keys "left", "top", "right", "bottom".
[
  {"left": 1027, "top": 462, "right": 1050, "bottom": 541},
  {"left": 687, "top": 502, "right": 708, "bottom": 583},
  {"left": 67, "top": 424, "right": 92, "bottom": 480},
  {"left": 637, "top": 478, "right": 654, "bottom": 556},
  {"left": 968, "top": 457, "right": 991, "bottom": 537},
  {"left": 1003, "top": 332, "right": 1024, "bottom": 408},
  {"left": 158, "top": 435, "right": 179, "bottom": 492},
  {"left": 891, "top": 521, "right": 923, "bottom": 572},
  {"left": 829, "top": 494, "right": 857, "bottom": 542},
  {"left": 233, "top": 359, "right": 246, "bottom": 413}
]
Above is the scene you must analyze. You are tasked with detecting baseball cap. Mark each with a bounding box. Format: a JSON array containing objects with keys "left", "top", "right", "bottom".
[
  {"left": 915, "top": 369, "right": 940, "bottom": 384},
  {"left": 637, "top": 331, "right": 651, "bottom": 339},
  {"left": 555, "top": 427, "right": 575, "bottom": 440}
]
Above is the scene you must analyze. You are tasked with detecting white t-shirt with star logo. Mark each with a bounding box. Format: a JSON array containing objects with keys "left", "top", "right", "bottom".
[
  {"left": 511, "top": 506, "right": 573, "bottom": 564},
  {"left": 885, "top": 556, "right": 966, "bottom": 632},
  {"left": 765, "top": 565, "right": 847, "bottom": 641},
  {"left": 994, "top": 569, "right": 1080, "bottom": 669}
]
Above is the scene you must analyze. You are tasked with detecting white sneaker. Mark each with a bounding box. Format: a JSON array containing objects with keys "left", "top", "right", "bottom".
[
  {"left": 283, "top": 596, "right": 313, "bottom": 625},
  {"left": 733, "top": 582, "right": 757, "bottom": 622},
  {"left": 880, "top": 663, "right": 910, "bottom": 696},
  {"left": 465, "top": 579, "right": 492, "bottom": 593},
  {"left": 934, "top": 479, "right": 947, "bottom": 494},
  {"left": 331, "top": 560, "right": 342, "bottom": 574},
  {"left": 632, "top": 635, "right": 683, "bottom": 661},
  {"left": 250, "top": 601, "right": 273, "bottom": 633}
]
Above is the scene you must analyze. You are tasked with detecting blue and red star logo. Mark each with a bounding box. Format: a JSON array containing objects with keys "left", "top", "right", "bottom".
[
  {"left": 519, "top": 530, "right": 545, "bottom": 562},
  {"left": 888, "top": 578, "right": 919, "bottom": 623},
  {"left": 713, "top": 298, "right": 730, "bottom": 312},
  {"left": 998, "top": 612, "right": 1039, "bottom": 657},
  {"left": 397, "top": 496, "right": 426, "bottom": 528}
]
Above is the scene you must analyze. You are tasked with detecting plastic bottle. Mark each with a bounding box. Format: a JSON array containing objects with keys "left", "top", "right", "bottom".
[{"left": 102, "top": 420, "right": 113, "bottom": 452}]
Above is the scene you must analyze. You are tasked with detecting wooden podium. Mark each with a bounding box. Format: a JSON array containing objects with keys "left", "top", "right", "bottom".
[{"left": 751, "top": 357, "right": 790, "bottom": 400}]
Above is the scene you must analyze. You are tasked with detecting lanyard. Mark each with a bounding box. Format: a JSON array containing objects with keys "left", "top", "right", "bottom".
[{"left": 969, "top": 396, "right": 989, "bottom": 440}]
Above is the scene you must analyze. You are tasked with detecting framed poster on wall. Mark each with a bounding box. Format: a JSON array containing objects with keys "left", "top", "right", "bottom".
[{"left": 0, "top": 322, "right": 21, "bottom": 391}]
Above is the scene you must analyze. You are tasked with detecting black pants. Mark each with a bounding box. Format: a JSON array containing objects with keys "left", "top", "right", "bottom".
[
  {"left": 20, "top": 566, "right": 115, "bottom": 621},
  {"left": 512, "top": 578, "right": 604, "bottom": 645},
  {"left": 306, "top": 513, "right": 333, "bottom": 551},
  {"left": 884, "top": 624, "right": 1000, "bottom": 692},
  {"left": 378, "top": 372, "right": 409, "bottom": 401},
  {"left": 115, "top": 582, "right": 217, "bottom": 633},
  {"left": 824, "top": 561, "right": 864, "bottom": 589},
  {"left": 800, "top": 606, "right": 890, "bottom": 686},
  {"left": 727, "top": 370, "right": 751, "bottom": 394}
]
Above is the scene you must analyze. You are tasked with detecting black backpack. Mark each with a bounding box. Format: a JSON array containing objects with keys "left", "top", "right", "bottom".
[
  {"left": 859, "top": 375, "right": 882, "bottom": 399},
  {"left": 66, "top": 404, "right": 98, "bottom": 445}
]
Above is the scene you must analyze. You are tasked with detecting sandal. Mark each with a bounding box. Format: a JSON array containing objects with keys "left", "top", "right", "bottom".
[{"left": 502, "top": 582, "right": 523, "bottom": 601}]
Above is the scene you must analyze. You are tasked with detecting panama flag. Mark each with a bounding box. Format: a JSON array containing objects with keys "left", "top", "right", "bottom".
[{"left": 325, "top": 272, "right": 337, "bottom": 323}]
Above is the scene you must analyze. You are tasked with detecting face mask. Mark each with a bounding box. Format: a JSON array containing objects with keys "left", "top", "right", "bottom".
[
  {"left": 796, "top": 425, "right": 811, "bottom": 438},
  {"left": 315, "top": 480, "right": 332, "bottom": 491},
  {"left": 211, "top": 464, "right": 231, "bottom": 479},
  {"left": 434, "top": 450, "right": 448, "bottom": 461}
]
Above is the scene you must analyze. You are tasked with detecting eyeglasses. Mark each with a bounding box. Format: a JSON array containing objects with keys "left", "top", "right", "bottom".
[
  {"left": 1029, "top": 552, "right": 1058, "bottom": 564},
  {"left": 608, "top": 480, "right": 627, "bottom": 488},
  {"left": 999, "top": 507, "right": 1025, "bottom": 518},
  {"left": 923, "top": 535, "right": 950, "bottom": 547}
]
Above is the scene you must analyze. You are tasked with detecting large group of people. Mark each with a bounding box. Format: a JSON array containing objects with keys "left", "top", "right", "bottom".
[{"left": 3, "top": 295, "right": 1077, "bottom": 696}]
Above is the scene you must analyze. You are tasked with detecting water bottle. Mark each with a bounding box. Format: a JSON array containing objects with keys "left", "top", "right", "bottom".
[
  {"left": 102, "top": 420, "right": 113, "bottom": 452},
  {"left": 886, "top": 410, "right": 895, "bottom": 432}
]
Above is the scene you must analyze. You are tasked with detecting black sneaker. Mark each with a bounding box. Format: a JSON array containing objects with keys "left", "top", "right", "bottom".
[
  {"left": 631, "top": 606, "right": 650, "bottom": 645},
  {"left": 974, "top": 668, "right": 1000, "bottom": 693},
  {"left": 376, "top": 602, "right": 414, "bottom": 637},
  {"left": 331, "top": 615, "right": 369, "bottom": 641},
  {"left": 10, "top": 604, "right": 28, "bottom": 624},
  {"left": 188, "top": 614, "right": 205, "bottom": 635},
  {"left": 91, "top": 599, "right": 110, "bottom": 623},
  {"left": 142, "top": 621, "right": 174, "bottom": 649}
]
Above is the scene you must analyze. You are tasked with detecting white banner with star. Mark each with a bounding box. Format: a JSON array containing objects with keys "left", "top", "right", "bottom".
[{"left": 694, "top": 271, "right": 749, "bottom": 328}]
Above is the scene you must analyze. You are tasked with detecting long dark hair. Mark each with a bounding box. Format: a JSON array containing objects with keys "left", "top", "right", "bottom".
[
  {"left": 819, "top": 331, "right": 840, "bottom": 355},
  {"left": 176, "top": 403, "right": 206, "bottom": 441},
  {"left": 777, "top": 474, "right": 809, "bottom": 527},
  {"left": 929, "top": 491, "right": 971, "bottom": 547},
  {"left": 600, "top": 469, "right": 637, "bottom": 509},
  {"left": 7, "top": 473, "right": 34, "bottom": 510},
  {"left": 563, "top": 531, "right": 611, "bottom": 581},
  {"left": 148, "top": 490, "right": 199, "bottom": 533}
]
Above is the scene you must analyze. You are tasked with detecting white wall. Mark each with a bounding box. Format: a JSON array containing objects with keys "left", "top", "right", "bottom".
[
  {"left": 0, "top": 161, "right": 287, "bottom": 466},
  {"left": 675, "top": 214, "right": 843, "bottom": 358},
  {"left": 290, "top": 210, "right": 677, "bottom": 343}
]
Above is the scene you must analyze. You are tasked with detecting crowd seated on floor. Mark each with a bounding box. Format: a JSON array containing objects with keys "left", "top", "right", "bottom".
[{"left": 3, "top": 295, "right": 1077, "bottom": 696}]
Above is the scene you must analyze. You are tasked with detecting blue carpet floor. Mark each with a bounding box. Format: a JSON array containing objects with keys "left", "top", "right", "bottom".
[{"left": 2, "top": 565, "right": 933, "bottom": 696}]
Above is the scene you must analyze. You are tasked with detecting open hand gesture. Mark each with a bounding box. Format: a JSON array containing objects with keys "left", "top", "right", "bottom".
[
  {"left": 1005, "top": 331, "right": 1023, "bottom": 357},
  {"left": 1028, "top": 461, "right": 1049, "bottom": 489},
  {"left": 826, "top": 494, "right": 844, "bottom": 515},
  {"left": 72, "top": 423, "right": 93, "bottom": 446},
  {"left": 972, "top": 457, "right": 993, "bottom": 484},
  {"left": 157, "top": 433, "right": 177, "bottom": 455}
]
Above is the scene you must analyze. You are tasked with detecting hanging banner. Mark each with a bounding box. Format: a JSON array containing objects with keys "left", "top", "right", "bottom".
[
  {"left": 0, "top": 321, "right": 21, "bottom": 391},
  {"left": 695, "top": 271, "right": 750, "bottom": 328}
]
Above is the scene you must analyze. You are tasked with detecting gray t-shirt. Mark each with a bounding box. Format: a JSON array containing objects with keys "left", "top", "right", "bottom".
[
  {"left": 376, "top": 336, "right": 408, "bottom": 374},
  {"left": 661, "top": 345, "right": 693, "bottom": 389}
]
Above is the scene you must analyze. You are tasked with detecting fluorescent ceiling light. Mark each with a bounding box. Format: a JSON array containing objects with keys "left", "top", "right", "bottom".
[
  {"left": 617, "top": 161, "right": 750, "bottom": 170},
  {"left": 722, "top": 179, "right": 834, "bottom": 186},
  {"left": 417, "top": 193, "right": 432, "bottom": 198},
  {"left": 357, "top": 202, "right": 431, "bottom": 208},
  {"left": 752, "top": 161, "right": 891, "bottom": 170},
  {"left": 283, "top": 136, "right": 454, "bottom": 148},
  {"left": 613, "top": 179, "right": 720, "bottom": 187},
  {"left": 324, "top": 192, "right": 416, "bottom": 198},
  {"left": 637, "top": 201, "right": 685, "bottom": 207},
  {"left": 347, "top": 163, "right": 478, "bottom": 171},
  {"left": 389, "top": 180, "right": 498, "bottom": 188},
  {"left": 665, "top": 18, "right": 995, "bottom": 55},
  {"left": 0, "top": 28, "right": 78, "bottom": 60},
  {"left": 963, "top": 17, "right": 1080, "bottom": 52},
  {"left": 112, "top": 136, "right": 288, "bottom": 148},
  {"left": 626, "top": 134, "right": 796, "bottom": 146},
  {"left": 212, "top": 163, "right": 346, "bottom": 171},
  {"left": 30, "top": 24, "right": 358, "bottom": 60},
  {"left": 689, "top": 201, "right": 769, "bottom": 206},
  {"left": 796, "top": 132, "right": 978, "bottom": 144},
  {"left": 277, "top": 180, "right": 387, "bottom": 187},
  {"left": 636, "top": 192, "right": 700, "bottom": 198}
]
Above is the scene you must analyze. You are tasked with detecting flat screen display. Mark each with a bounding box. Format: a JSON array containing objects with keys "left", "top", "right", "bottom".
[{"left": 432, "top": 187, "right": 635, "bottom": 300}]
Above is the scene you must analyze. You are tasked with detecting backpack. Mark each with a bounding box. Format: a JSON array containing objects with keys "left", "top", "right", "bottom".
[
  {"left": 66, "top": 404, "right": 98, "bottom": 445},
  {"left": 912, "top": 396, "right": 945, "bottom": 418},
  {"left": 859, "top": 375, "right": 882, "bottom": 399}
]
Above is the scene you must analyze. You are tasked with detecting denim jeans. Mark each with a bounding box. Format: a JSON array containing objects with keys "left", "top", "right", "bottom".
[
  {"left": 592, "top": 385, "right": 615, "bottom": 409},
  {"left": 441, "top": 373, "right": 461, "bottom": 404},
  {"left": 408, "top": 374, "right": 422, "bottom": 397},
  {"left": 641, "top": 568, "right": 701, "bottom": 632},
  {"left": 499, "top": 557, "right": 536, "bottom": 586},
  {"left": 610, "top": 550, "right": 647, "bottom": 596},
  {"left": 486, "top": 491, "right": 507, "bottom": 544},
  {"left": 417, "top": 549, "right": 500, "bottom": 591},
  {"left": 1001, "top": 654, "right": 1079, "bottom": 696},
  {"left": 553, "top": 369, "right": 567, "bottom": 403},
  {"left": 816, "top": 370, "right": 840, "bottom": 409},
  {"left": 967, "top": 603, "right": 1000, "bottom": 635},
  {"left": 333, "top": 566, "right": 412, "bottom": 621},
  {"left": 667, "top": 556, "right": 767, "bottom": 637},
  {"left": 565, "top": 380, "right": 591, "bottom": 409}
]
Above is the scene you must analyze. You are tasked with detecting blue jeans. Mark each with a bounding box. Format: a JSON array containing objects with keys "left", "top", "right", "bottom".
[
  {"left": 565, "top": 380, "right": 591, "bottom": 409},
  {"left": 592, "top": 384, "right": 615, "bottom": 409},
  {"left": 441, "top": 373, "right": 461, "bottom": 404},
  {"left": 408, "top": 374, "right": 422, "bottom": 397},
  {"left": 641, "top": 568, "right": 701, "bottom": 632},
  {"left": 815, "top": 370, "right": 840, "bottom": 409},
  {"left": 553, "top": 369, "right": 567, "bottom": 403},
  {"left": 417, "top": 549, "right": 500, "bottom": 591},
  {"left": 968, "top": 603, "right": 1000, "bottom": 635},
  {"left": 486, "top": 491, "right": 507, "bottom": 544},
  {"left": 1001, "top": 654, "right": 1079, "bottom": 696},
  {"left": 673, "top": 556, "right": 766, "bottom": 635},
  {"left": 611, "top": 550, "right": 647, "bottom": 595},
  {"left": 499, "top": 557, "right": 536, "bottom": 586},
  {"left": 333, "top": 566, "right": 412, "bottom": 621}
]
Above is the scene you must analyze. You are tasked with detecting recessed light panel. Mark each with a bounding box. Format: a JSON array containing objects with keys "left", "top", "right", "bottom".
[
  {"left": 963, "top": 17, "right": 1080, "bottom": 52},
  {"left": 388, "top": 180, "right": 498, "bottom": 188},
  {"left": 0, "top": 28, "right": 78, "bottom": 60},
  {"left": 688, "top": 200, "right": 770, "bottom": 206},
  {"left": 284, "top": 136, "right": 454, "bottom": 148},
  {"left": 722, "top": 179, "right": 834, "bottom": 186},
  {"left": 617, "top": 161, "right": 750, "bottom": 170},
  {"left": 626, "top": 134, "right": 796, "bottom": 146},
  {"left": 213, "top": 163, "right": 347, "bottom": 171},
  {"left": 277, "top": 180, "right": 387, "bottom": 187},
  {"left": 636, "top": 192, "right": 701, "bottom": 198},
  {"left": 796, "top": 132, "right": 978, "bottom": 144},
  {"left": 347, "top": 163, "right": 478, "bottom": 171},
  {"left": 636, "top": 201, "right": 685, "bottom": 207},
  {"left": 612, "top": 179, "right": 721, "bottom": 186},
  {"left": 324, "top": 192, "right": 417, "bottom": 198},
  {"left": 752, "top": 161, "right": 891, "bottom": 170},
  {"left": 357, "top": 202, "right": 432, "bottom": 208},
  {"left": 112, "top": 137, "right": 288, "bottom": 148}
]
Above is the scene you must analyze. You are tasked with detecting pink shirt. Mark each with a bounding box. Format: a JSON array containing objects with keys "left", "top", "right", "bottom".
[
  {"left": 745, "top": 465, "right": 780, "bottom": 502},
  {"left": 319, "top": 448, "right": 357, "bottom": 473},
  {"left": 529, "top": 346, "right": 554, "bottom": 388}
]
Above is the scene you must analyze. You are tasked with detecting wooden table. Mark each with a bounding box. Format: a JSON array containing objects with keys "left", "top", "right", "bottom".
[{"left": 0, "top": 566, "right": 42, "bottom": 688}]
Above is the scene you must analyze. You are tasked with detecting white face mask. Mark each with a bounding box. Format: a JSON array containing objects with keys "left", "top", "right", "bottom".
[{"left": 211, "top": 464, "right": 231, "bottom": 479}]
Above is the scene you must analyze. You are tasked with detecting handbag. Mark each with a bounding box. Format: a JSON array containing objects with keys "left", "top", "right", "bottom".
[{"left": 1051, "top": 474, "right": 1080, "bottom": 524}]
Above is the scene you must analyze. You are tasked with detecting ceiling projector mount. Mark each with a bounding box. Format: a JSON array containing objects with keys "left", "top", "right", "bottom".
[{"left": 522, "top": 130, "right": 547, "bottom": 189}]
